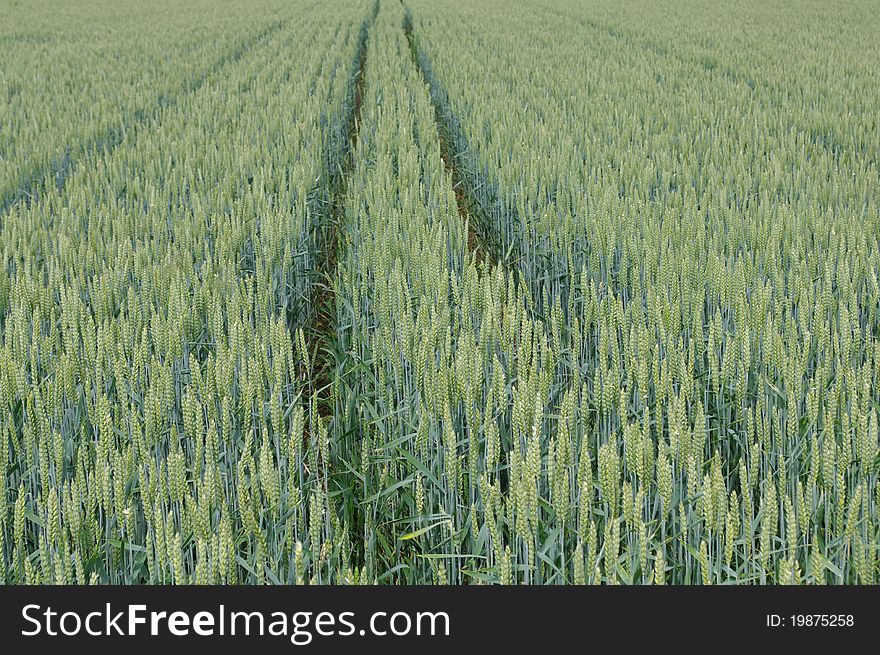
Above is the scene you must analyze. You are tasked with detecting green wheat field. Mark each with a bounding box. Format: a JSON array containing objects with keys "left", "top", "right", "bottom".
[{"left": 1, "top": 0, "right": 878, "bottom": 585}]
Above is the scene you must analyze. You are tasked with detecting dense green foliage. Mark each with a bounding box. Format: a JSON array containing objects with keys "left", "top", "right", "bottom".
[
  {"left": 1, "top": 0, "right": 372, "bottom": 583},
  {"left": 0, "top": 0, "right": 291, "bottom": 213},
  {"left": 403, "top": 0, "right": 880, "bottom": 584},
  {"left": 1, "top": 0, "right": 878, "bottom": 584}
]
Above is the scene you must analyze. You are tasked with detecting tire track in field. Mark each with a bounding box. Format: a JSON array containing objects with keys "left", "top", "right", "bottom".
[
  {"left": 308, "top": 0, "right": 379, "bottom": 417},
  {"left": 401, "top": 3, "right": 557, "bottom": 333},
  {"left": 0, "top": 16, "right": 289, "bottom": 218},
  {"left": 401, "top": 8, "right": 496, "bottom": 266},
  {"left": 402, "top": 2, "right": 562, "bottom": 392}
]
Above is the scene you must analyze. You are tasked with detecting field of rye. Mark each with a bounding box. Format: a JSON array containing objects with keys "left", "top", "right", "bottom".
[{"left": 1, "top": 0, "right": 878, "bottom": 585}]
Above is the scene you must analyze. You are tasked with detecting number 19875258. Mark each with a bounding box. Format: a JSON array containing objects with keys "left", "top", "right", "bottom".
[{"left": 766, "top": 614, "right": 854, "bottom": 628}]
